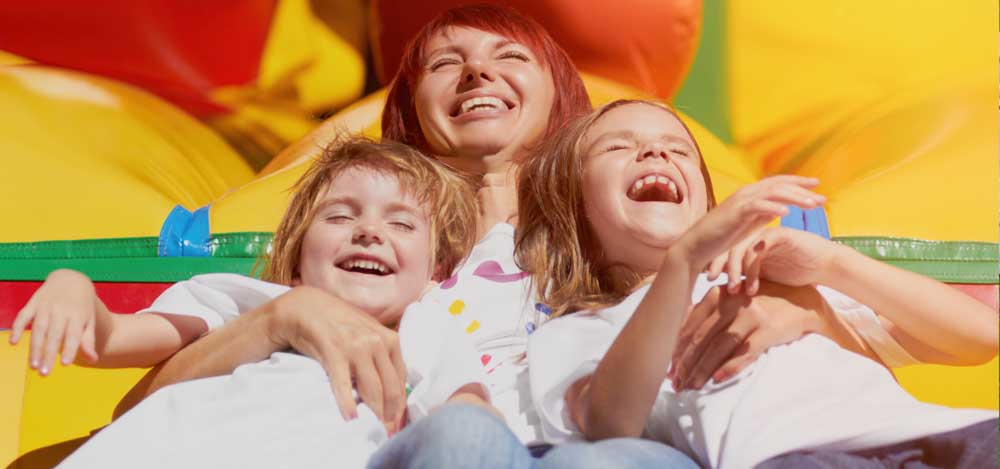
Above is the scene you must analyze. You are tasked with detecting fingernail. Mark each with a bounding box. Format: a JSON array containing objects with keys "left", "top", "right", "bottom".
[
  {"left": 62, "top": 357, "right": 71, "bottom": 365},
  {"left": 30, "top": 359, "right": 38, "bottom": 369},
  {"left": 40, "top": 366, "right": 49, "bottom": 376}
]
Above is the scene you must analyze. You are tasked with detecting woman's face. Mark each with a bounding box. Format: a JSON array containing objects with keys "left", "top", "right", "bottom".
[
  {"left": 580, "top": 103, "right": 709, "bottom": 273},
  {"left": 414, "top": 27, "right": 555, "bottom": 168}
]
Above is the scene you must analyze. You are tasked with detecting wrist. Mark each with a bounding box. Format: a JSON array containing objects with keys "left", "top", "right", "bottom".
[{"left": 818, "top": 242, "right": 855, "bottom": 287}]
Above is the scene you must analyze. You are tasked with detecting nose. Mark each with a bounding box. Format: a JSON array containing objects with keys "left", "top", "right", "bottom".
[
  {"left": 638, "top": 143, "right": 670, "bottom": 162},
  {"left": 461, "top": 59, "right": 496, "bottom": 86},
  {"left": 352, "top": 224, "right": 384, "bottom": 245}
]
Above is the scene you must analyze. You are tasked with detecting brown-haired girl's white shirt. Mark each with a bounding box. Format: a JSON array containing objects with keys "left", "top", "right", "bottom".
[{"left": 527, "top": 275, "right": 995, "bottom": 468}]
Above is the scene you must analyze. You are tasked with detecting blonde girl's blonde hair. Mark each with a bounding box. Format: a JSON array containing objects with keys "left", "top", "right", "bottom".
[
  {"left": 515, "top": 99, "right": 717, "bottom": 318},
  {"left": 260, "top": 136, "right": 478, "bottom": 285}
]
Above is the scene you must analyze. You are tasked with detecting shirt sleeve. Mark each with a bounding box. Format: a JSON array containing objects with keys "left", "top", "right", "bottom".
[
  {"left": 817, "top": 285, "right": 920, "bottom": 367},
  {"left": 398, "top": 299, "right": 489, "bottom": 421},
  {"left": 136, "top": 273, "right": 289, "bottom": 331},
  {"left": 528, "top": 313, "right": 619, "bottom": 444}
]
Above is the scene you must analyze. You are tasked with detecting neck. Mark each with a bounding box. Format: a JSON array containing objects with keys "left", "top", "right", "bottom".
[{"left": 435, "top": 148, "right": 517, "bottom": 178}]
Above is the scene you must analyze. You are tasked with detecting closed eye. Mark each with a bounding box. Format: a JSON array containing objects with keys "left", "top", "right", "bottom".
[
  {"left": 498, "top": 51, "right": 530, "bottom": 62},
  {"left": 389, "top": 221, "right": 415, "bottom": 232},
  {"left": 603, "top": 143, "right": 631, "bottom": 153},
  {"left": 326, "top": 215, "right": 353, "bottom": 224},
  {"left": 429, "top": 58, "right": 461, "bottom": 71}
]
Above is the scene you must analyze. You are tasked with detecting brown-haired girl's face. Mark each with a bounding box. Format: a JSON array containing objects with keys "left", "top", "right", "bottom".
[
  {"left": 297, "top": 167, "right": 434, "bottom": 325},
  {"left": 581, "top": 103, "right": 710, "bottom": 272},
  {"left": 414, "top": 27, "right": 555, "bottom": 163}
]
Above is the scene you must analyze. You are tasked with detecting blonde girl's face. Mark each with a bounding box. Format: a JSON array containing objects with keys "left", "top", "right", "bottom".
[
  {"left": 297, "top": 168, "right": 435, "bottom": 326},
  {"left": 580, "top": 103, "right": 710, "bottom": 273}
]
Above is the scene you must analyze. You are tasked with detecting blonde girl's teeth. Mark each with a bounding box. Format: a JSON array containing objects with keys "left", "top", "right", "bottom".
[
  {"left": 633, "top": 180, "right": 643, "bottom": 192},
  {"left": 644, "top": 175, "right": 657, "bottom": 184},
  {"left": 668, "top": 181, "right": 677, "bottom": 196}
]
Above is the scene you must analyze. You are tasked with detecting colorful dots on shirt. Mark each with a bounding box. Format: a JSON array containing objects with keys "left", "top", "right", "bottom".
[
  {"left": 480, "top": 354, "right": 492, "bottom": 366},
  {"left": 448, "top": 300, "right": 465, "bottom": 316},
  {"left": 535, "top": 303, "right": 552, "bottom": 316},
  {"left": 525, "top": 322, "right": 536, "bottom": 334},
  {"left": 465, "top": 320, "right": 481, "bottom": 334}
]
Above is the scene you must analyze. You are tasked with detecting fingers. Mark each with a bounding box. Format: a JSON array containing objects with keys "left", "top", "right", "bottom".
[
  {"left": 711, "top": 351, "right": 757, "bottom": 384},
  {"left": 372, "top": 345, "right": 403, "bottom": 434},
  {"left": 323, "top": 352, "right": 358, "bottom": 421},
  {"left": 679, "top": 307, "right": 760, "bottom": 390},
  {"left": 10, "top": 294, "right": 38, "bottom": 345},
  {"left": 28, "top": 306, "right": 49, "bottom": 371},
  {"left": 671, "top": 287, "right": 721, "bottom": 374},
  {"left": 743, "top": 240, "right": 765, "bottom": 296},
  {"left": 40, "top": 314, "right": 68, "bottom": 376},
  {"left": 707, "top": 254, "right": 727, "bottom": 280},
  {"left": 679, "top": 330, "right": 751, "bottom": 391},
  {"left": 60, "top": 316, "right": 84, "bottom": 366},
  {"left": 353, "top": 353, "right": 384, "bottom": 422},
  {"left": 386, "top": 332, "right": 407, "bottom": 426},
  {"left": 78, "top": 319, "right": 99, "bottom": 363},
  {"left": 673, "top": 290, "right": 733, "bottom": 383}
]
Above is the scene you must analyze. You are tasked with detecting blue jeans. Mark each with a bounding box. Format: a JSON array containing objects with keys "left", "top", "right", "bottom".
[{"left": 367, "top": 404, "right": 697, "bottom": 469}]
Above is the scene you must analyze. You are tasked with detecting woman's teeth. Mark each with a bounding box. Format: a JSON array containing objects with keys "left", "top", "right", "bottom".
[{"left": 459, "top": 96, "right": 507, "bottom": 114}]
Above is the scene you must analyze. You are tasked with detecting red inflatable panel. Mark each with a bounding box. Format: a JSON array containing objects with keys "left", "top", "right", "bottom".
[
  {"left": 0, "top": 0, "right": 276, "bottom": 116},
  {"left": 0, "top": 282, "right": 172, "bottom": 330}
]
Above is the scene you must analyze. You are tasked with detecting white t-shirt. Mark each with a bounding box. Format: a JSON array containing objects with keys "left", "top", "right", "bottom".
[
  {"left": 528, "top": 276, "right": 996, "bottom": 469},
  {"left": 404, "top": 222, "right": 544, "bottom": 444},
  {"left": 60, "top": 272, "right": 486, "bottom": 468}
]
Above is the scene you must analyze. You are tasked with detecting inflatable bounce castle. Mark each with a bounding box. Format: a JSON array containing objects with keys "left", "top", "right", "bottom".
[{"left": 0, "top": 1, "right": 996, "bottom": 466}]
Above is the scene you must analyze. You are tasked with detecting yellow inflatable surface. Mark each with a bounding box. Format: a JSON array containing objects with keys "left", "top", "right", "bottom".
[{"left": 0, "top": 66, "right": 254, "bottom": 243}]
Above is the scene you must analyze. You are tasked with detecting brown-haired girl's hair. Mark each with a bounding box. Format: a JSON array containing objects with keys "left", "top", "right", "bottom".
[
  {"left": 261, "top": 136, "right": 478, "bottom": 285},
  {"left": 515, "top": 99, "right": 716, "bottom": 318},
  {"left": 381, "top": 3, "right": 591, "bottom": 152}
]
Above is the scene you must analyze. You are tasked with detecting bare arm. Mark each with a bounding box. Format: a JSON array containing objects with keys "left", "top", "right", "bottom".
[
  {"left": 9, "top": 269, "right": 207, "bottom": 374},
  {"left": 820, "top": 243, "right": 998, "bottom": 365}
]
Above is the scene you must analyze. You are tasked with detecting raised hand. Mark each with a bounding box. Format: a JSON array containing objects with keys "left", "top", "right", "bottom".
[
  {"left": 676, "top": 175, "right": 826, "bottom": 270},
  {"left": 708, "top": 226, "right": 838, "bottom": 294},
  {"left": 9, "top": 269, "right": 104, "bottom": 375}
]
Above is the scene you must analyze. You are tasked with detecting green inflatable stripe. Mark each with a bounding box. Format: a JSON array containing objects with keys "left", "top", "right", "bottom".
[
  {"left": 0, "top": 235, "right": 994, "bottom": 284},
  {"left": 834, "top": 237, "right": 999, "bottom": 284},
  {"left": 0, "top": 258, "right": 259, "bottom": 282}
]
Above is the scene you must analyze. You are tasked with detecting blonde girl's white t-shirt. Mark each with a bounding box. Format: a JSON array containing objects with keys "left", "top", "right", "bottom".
[
  {"left": 59, "top": 270, "right": 487, "bottom": 469},
  {"left": 528, "top": 275, "right": 995, "bottom": 469}
]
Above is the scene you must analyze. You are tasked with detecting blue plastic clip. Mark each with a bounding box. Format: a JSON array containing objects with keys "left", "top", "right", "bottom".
[
  {"left": 780, "top": 206, "right": 830, "bottom": 239},
  {"left": 158, "top": 205, "right": 212, "bottom": 257}
]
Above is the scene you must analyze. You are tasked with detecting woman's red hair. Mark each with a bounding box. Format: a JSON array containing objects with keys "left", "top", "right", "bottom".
[{"left": 381, "top": 4, "right": 591, "bottom": 152}]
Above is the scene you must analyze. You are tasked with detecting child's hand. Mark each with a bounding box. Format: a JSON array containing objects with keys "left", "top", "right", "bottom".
[
  {"left": 677, "top": 175, "right": 825, "bottom": 269},
  {"left": 477, "top": 171, "right": 518, "bottom": 236},
  {"left": 9, "top": 269, "right": 103, "bottom": 375},
  {"left": 708, "top": 227, "right": 838, "bottom": 295}
]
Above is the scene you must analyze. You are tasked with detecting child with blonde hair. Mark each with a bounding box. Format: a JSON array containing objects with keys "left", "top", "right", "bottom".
[
  {"left": 518, "top": 100, "right": 998, "bottom": 468},
  {"left": 13, "top": 137, "right": 492, "bottom": 468}
]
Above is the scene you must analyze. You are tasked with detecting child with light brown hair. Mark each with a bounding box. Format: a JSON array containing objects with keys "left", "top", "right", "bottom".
[
  {"left": 12, "top": 137, "right": 497, "bottom": 468},
  {"left": 518, "top": 99, "right": 998, "bottom": 468}
]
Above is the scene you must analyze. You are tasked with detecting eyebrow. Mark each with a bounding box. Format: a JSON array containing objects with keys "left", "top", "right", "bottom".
[
  {"left": 426, "top": 38, "right": 526, "bottom": 61},
  {"left": 316, "top": 197, "right": 426, "bottom": 219},
  {"left": 586, "top": 130, "right": 696, "bottom": 153}
]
